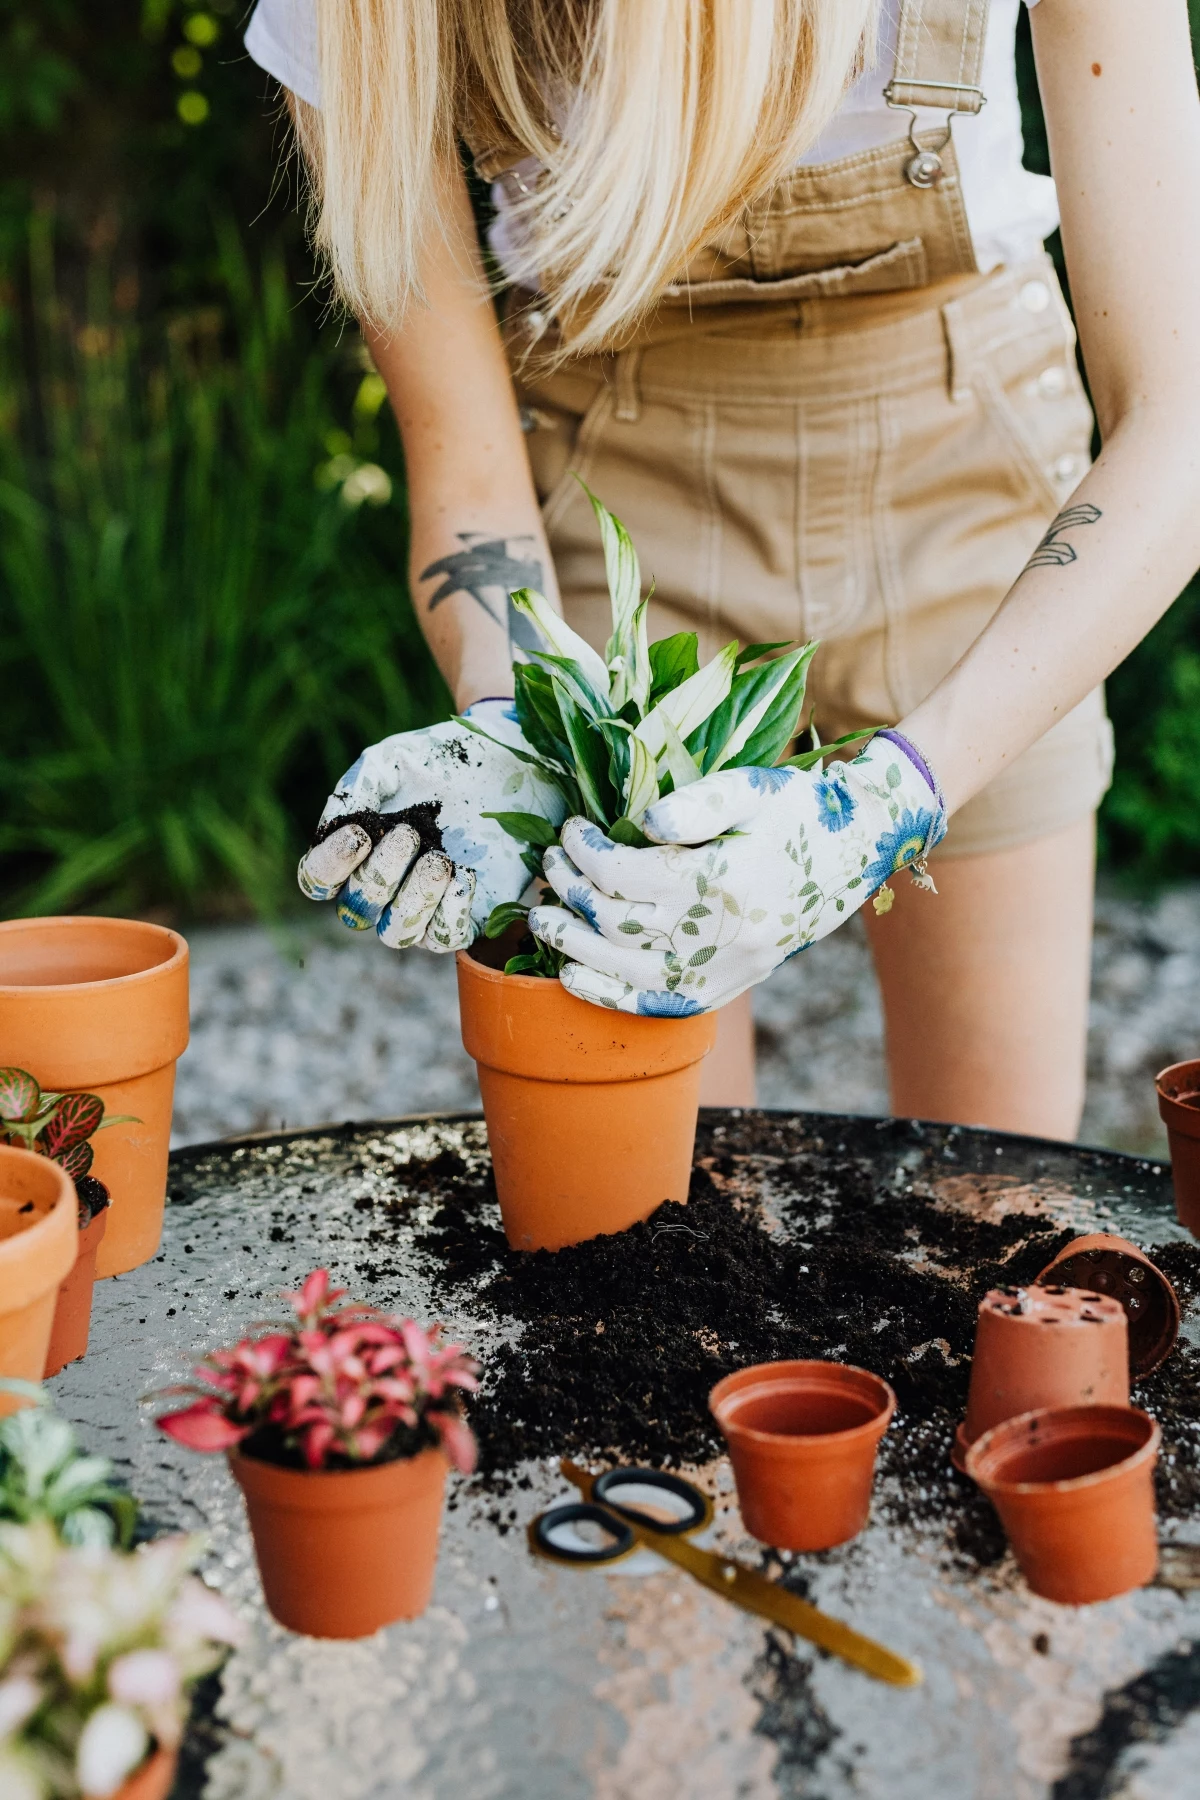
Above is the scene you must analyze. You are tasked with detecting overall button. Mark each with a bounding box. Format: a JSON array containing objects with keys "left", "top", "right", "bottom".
[
  {"left": 1052, "top": 453, "right": 1081, "bottom": 483},
  {"left": 905, "top": 150, "right": 943, "bottom": 189},
  {"left": 1019, "top": 280, "right": 1051, "bottom": 314},
  {"left": 1037, "top": 365, "right": 1068, "bottom": 398}
]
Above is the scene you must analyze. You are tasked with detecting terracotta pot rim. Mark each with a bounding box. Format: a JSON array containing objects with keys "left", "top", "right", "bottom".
[
  {"left": 1155, "top": 1057, "right": 1200, "bottom": 1094},
  {"left": 0, "top": 916, "right": 187, "bottom": 997},
  {"left": 0, "top": 1146, "right": 78, "bottom": 1298},
  {"left": 456, "top": 949, "right": 572, "bottom": 995},
  {"left": 1033, "top": 1234, "right": 1180, "bottom": 1377},
  {"left": 230, "top": 1443, "right": 447, "bottom": 1506},
  {"left": 710, "top": 1359, "right": 896, "bottom": 1447},
  {"left": 965, "top": 1404, "right": 1160, "bottom": 1497}
]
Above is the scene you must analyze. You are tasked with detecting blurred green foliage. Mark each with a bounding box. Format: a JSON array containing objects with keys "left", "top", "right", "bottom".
[{"left": 0, "top": 1, "right": 1196, "bottom": 921}]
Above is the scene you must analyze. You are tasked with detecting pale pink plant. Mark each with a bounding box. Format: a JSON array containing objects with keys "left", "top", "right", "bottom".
[{"left": 155, "top": 1269, "right": 480, "bottom": 1474}]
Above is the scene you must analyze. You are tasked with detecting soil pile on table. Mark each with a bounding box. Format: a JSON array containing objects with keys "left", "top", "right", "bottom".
[{"left": 372, "top": 1113, "right": 1200, "bottom": 1560}]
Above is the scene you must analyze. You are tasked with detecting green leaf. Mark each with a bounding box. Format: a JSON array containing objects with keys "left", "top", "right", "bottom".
[
  {"left": 648, "top": 632, "right": 699, "bottom": 705},
  {"left": 623, "top": 731, "right": 660, "bottom": 823},
  {"left": 733, "top": 641, "right": 793, "bottom": 672},
  {"left": 609, "top": 816, "right": 652, "bottom": 848},
  {"left": 637, "top": 641, "right": 738, "bottom": 761},
  {"left": 658, "top": 710, "right": 703, "bottom": 793},
  {"left": 693, "top": 642, "right": 818, "bottom": 775},
  {"left": 480, "top": 811, "right": 560, "bottom": 848},
  {"left": 485, "top": 901, "right": 530, "bottom": 938},
  {"left": 735, "top": 641, "right": 821, "bottom": 770},
  {"left": 503, "top": 952, "right": 546, "bottom": 975},
  {"left": 554, "top": 675, "right": 617, "bottom": 823},
  {"left": 509, "top": 586, "right": 611, "bottom": 697},
  {"left": 783, "top": 727, "right": 875, "bottom": 771}
]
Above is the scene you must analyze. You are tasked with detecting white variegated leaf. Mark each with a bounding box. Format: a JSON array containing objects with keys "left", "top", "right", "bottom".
[
  {"left": 635, "top": 641, "right": 738, "bottom": 759},
  {"left": 510, "top": 588, "right": 611, "bottom": 700},
  {"left": 623, "top": 732, "right": 661, "bottom": 823},
  {"left": 658, "top": 711, "right": 703, "bottom": 789}
]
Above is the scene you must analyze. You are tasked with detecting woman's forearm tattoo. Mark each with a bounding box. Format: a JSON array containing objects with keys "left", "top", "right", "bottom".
[
  {"left": 1024, "top": 503, "right": 1103, "bottom": 571},
  {"left": 419, "top": 533, "right": 543, "bottom": 625}
]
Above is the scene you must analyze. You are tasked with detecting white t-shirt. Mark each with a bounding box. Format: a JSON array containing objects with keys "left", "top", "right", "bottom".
[{"left": 245, "top": 0, "right": 1057, "bottom": 277}]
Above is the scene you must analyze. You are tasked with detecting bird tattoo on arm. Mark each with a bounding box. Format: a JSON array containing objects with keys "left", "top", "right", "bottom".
[
  {"left": 1024, "top": 503, "right": 1103, "bottom": 571},
  {"left": 420, "top": 534, "right": 545, "bottom": 624}
]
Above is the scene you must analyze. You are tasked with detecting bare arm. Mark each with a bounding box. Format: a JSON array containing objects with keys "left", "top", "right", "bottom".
[
  {"left": 901, "top": 0, "right": 1200, "bottom": 811},
  {"left": 362, "top": 159, "right": 556, "bottom": 710}
]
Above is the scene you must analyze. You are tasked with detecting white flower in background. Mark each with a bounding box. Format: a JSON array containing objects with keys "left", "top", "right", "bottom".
[{"left": 76, "top": 1703, "right": 148, "bottom": 1798}]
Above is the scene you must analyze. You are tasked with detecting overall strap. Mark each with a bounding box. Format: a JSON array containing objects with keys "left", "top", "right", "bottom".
[{"left": 885, "top": 0, "right": 991, "bottom": 119}]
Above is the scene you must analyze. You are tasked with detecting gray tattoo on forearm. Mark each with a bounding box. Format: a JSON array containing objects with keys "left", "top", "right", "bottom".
[
  {"left": 1024, "top": 503, "right": 1103, "bottom": 571},
  {"left": 419, "top": 533, "right": 544, "bottom": 630}
]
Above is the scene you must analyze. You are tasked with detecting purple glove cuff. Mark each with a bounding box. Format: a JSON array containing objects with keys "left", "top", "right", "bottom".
[{"left": 874, "top": 729, "right": 948, "bottom": 855}]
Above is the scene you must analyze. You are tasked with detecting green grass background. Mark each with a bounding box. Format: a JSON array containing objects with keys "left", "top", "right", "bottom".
[{"left": 0, "top": 0, "right": 1197, "bottom": 919}]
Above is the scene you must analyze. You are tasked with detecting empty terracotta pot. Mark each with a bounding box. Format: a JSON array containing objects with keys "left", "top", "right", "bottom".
[
  {"left": 0, "top": 1145, "right": 76, "bottom": 1416},
  {"left": 1036, "top": 1233, "right": 1180, "bottom": 1377},
  {"left": 230, "top": 1445, "right": 447, "bottom": 1636},
  {"left": 114, "top": 1749, "right": 177, "bottom": 1800},
  {"left": 1156, "top": 1060, "right": 1200, "bottom": 1238},
  {"left": 965, "top": 1405, "right": 1160, "bottom": 1604},
  {"left": 954, "top": 1285, "right": 1129, "bottom": 1472},
  {"left": 709, "top": 1360, "right": 896, "bottom": 1551},
  {"left": 0, "top": 918, "right": 189, "bottom": 1277},
  {"left": 44, "top": 1204, "right": 109, "bottom": 1379},
  {"left": 457, "top": 946, "right": 716, "bottom": 1252}
]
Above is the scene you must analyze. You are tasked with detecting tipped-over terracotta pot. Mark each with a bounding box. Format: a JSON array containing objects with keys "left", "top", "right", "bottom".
[
  {"left": 0, "top": 1146, "right": 76, "bottom": 1416},
  {"left": 457, "top": 945, "right": 717, "bottom": 1252},
  {"left": 231, "top": 1445, "right": 447, "bottom": 1637},
  {"left": 44, "top": 1202, "right": 108, "bottom": 1379},
  {"left": 0, "top": 917, "right": 189, "bottom": 1277},
  {"left": 710, "top": 1360, "right": 895, "bottom": 1551},
  {"left": 965, "top": 1405, "right": 1159, "bottom": 1604},
  {"left": 1035, "top": 1233, "right": 1180, "bottom": 1377},
  {"left": 115, "top": 1748, "right": 177, "bottom": 1800},
  {"left": 953, "top": 1285, "right": 1129, "bottom": 1473},
  {"left": 1156, "top": 1060, "right": 1200, "bottom": 1239}
]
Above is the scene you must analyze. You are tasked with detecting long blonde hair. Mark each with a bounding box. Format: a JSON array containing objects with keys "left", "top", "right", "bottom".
[{"left": 302, "top": 0, "right": 878, "bottom": 352}]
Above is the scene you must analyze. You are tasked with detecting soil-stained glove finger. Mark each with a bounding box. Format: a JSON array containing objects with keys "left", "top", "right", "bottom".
[
  {"left": 335, "top": 824, "right": 421, "bottom": 931},
  {"left": 555, "top": 818, "right": 684, "bottom": 903},
  {"left": 559, "top": 962, "right": 712, "bottom": 1017},
  {"left": 297, "top": 823, "right": 372, "bottom": 902},
  {"left": 643, "top": 767, "right": 791, "bottom": 845},
  {"left": 421, "top": 866, "right": 476, "bottom": 953},
  {"left": 377, "top": 851, "right": 454, "bottom": 949},
  {"left": 540, "top": 851, "right": 657, "bottom": 939},
  {"left": 528, "top": 904, "right": 667, "bottom": 987}
]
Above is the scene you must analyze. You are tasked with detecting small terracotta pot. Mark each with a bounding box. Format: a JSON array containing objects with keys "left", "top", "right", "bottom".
[
  {"left": 0, "top": 1146, "right": 77, "bottom": 1416},
  {"left": 0, "top": 917, "right": 189, "bottom": 1277},
  {"left": 231, "top": 1445, "right": 447, "bottom": 1637},
  {"left": 965, "top": 1405, "right": 1160, "bottom": 1604},
  {"left": 954, "top": 1285, "right": 1129, "bottom": 1472},
  {"left": 44, "top": 1206, "right": 108, "bottom": 1379},
  {"left": 112, "top": 1748, "right": 178, "bottom": 1800},
  {"left": 1156, "top": 1060, "right": 1200, "bottom": 1238},
  {"left": 709, "top": 1360, "right": 896, "bottom": 1551},
  {"left": 456, "top": 947, "right": 717, "bottom": 1252},
  {"left": 1035, "top": 1233, "right": 1180, "bottom": 1378}
]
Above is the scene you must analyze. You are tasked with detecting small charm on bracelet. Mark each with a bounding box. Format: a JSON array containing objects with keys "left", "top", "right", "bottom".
[
  {"left": 908, "top": 860, "right": 938, "bottom": 894},
  {"left": 872, "top": 884, "right": 895, "bottom": 916}
]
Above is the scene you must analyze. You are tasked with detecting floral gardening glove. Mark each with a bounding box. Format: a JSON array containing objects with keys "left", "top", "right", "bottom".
[
  {"left": 528, "top": 732, "right": 947, "bottom": 1014},
  {"left": 297, "top": 700, "right": 566, "bottom": 952}
]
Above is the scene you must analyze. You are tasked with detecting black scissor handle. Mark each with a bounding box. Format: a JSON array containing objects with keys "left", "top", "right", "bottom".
[
  {"left": 531, "top": 1502, "right": 637, "bottom": 1565},
  {"left": 592, "top": 1467, "right": 711, "bottom": 1535}
]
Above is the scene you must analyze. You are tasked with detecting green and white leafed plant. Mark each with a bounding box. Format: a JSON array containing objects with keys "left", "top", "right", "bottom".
[
  {"left": 462, "top": 485, "right": 870, "bottom": 975},
  {"left": 0, "top": 1389, "right": 136, "bottom": 1551}
]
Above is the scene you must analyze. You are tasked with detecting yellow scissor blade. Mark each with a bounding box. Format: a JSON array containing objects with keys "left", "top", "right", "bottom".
[{"left": 645, "top": 1530, "right": 921, "bottom": 1687}]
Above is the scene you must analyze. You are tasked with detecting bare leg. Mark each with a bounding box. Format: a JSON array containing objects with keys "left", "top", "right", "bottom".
[
  {"left": 698, "top": 990, "right": 757, "bottom": 1107},
  {"left": 864, "top": 816, "right": 1096, "bottom": 1140}
]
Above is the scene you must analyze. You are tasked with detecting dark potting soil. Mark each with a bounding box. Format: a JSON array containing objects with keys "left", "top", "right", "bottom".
[
  {"left": 352, "top": 1112, "right": 1200, "bottom": 1565},
  {"left": 311, "top": 800, "right": 446, "bottom": 860}
]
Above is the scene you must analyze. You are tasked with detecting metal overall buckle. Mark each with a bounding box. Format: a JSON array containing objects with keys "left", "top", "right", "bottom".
[{"left": 883, "top": 80, "right": 987, "bottom": 189}]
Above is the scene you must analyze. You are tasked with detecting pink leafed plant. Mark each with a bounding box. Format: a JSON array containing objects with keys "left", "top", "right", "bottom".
[{"left": 154, "top": 1269, "right": 480, "bottom": 1474}]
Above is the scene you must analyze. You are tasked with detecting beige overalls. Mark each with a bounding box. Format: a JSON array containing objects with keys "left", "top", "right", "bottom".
[{"left": 478, "top": 0, "right": 1114, "bottom": 857}]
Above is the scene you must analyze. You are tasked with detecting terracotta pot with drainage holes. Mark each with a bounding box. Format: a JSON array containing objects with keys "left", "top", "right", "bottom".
[
  {"left": 710, "top": 1360, "right": 895, "bottom": 1551},
  {"left": 1035, "top": 1234, "right": 1180, "bottom": 1377},
  {"left": 953, "top": 1286, "right": 1128, "bottom": 1473},
  {"left": 1155, "top": 1060, "right": 1200, "bottom": 1239},
  {"left": 0, "top": 917, "right": 189, "bottom": 1276},
  {"left": 0, "top": 1146, "right": 77, "bottom": 1414},
  {"left": 965, "top": 1405, "right": 1159, "bottom": 1604},
  {"left": 457, "top": 941, "right": 716, "bottom": 1253}
]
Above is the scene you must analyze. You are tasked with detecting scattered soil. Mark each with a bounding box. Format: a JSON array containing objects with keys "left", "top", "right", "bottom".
[
  {"left": 311, "top": 800, "right": 445, "bottom": 859},
  {"left": 344, "top": 1112, "right": 1200, "bottom": 1565}
]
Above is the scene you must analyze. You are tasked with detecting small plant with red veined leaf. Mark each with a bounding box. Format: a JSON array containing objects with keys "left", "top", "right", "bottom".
[
  {"left": 0, "top": 1068, "right": 133, "bottom": 1223},
  {"left": 154, "top": 1270, "right": 480, "bottom": 1474}
]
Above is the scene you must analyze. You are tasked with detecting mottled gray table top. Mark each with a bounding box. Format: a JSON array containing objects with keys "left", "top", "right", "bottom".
[{"left": 50, "top": 1111, "right": 1200, "bottom": 1800}]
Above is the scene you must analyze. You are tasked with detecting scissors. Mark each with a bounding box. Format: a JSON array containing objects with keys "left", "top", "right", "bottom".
[{"left": 529, "top": 1461, "right": 921, "bottom": 1688}]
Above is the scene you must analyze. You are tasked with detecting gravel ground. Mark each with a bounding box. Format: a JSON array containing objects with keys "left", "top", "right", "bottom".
[{"left": 172, "top": 884, "right": 1200, "bottom": 1156}]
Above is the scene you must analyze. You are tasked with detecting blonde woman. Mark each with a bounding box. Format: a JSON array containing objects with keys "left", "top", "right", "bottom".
[{"left": 251, "top": 0, "right": 1200, "bottom": 1141}]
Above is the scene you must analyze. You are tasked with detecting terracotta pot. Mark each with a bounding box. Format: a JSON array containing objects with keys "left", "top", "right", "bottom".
[
  {"left": 44, "top": 1206, "right": 108, "bottom": 1379},
  {"left": 1035, "top": 1233, "right": 1180, "bottom": 1377},
  {"left": 230, "top": 1445, "right": 447, "bottom": 1637},
  {"left": 0, "top": 917, "right": 189, "bottom": 1277},
  {"left": 709, "top": 1360, "right": 895, "bottom": 1551},
  {"left": 110, "top": 1748, "right": 177, "bottom": 1800},
  {"left": 965, "top": 1405, "right": 1160, "bottom": 1604},
  {"left": 954, "top": 1284, "right": 1129, "bottom": 1472},
  {"left": 1156, "top": 1059, "right": 1200, "bottom": 1238},
  {"left": 456, "top": 947, "right": 717, "bottom": 1252},
  {"left": 0, "top": 1146, "right": 77, "bottom": 1416}
]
